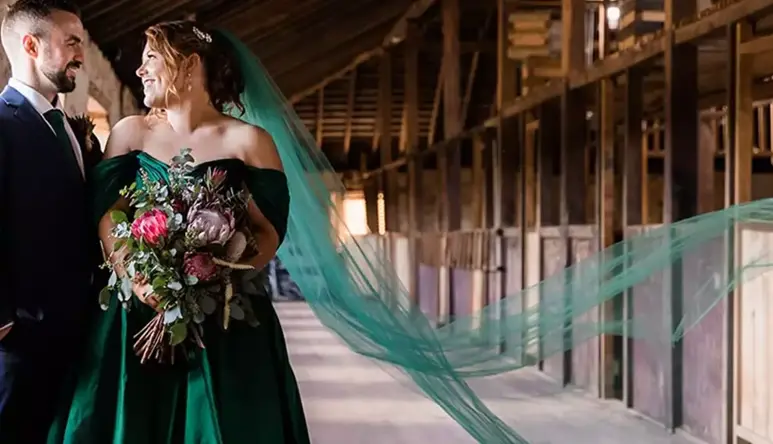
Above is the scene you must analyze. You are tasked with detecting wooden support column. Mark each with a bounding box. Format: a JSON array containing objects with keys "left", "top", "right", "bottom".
[
  {"left": 494, "top": 0, "right": 521, "bottom": 355},
  {"left": 597, "top": 77, "right": 616, "bottom": 399},
  {"left": 440, "top": 0, "right": 462, "bottom": 324},
  {"left": 622, "top": 67, "right": 643, "bottom": 409},
  {"left": 537, "top": 101, "right": 561, "bottom": 376},
  {"left": 363, "top": 155, "right": 380, "bottom": 235},
  {"left": 378, "top": 52, "right": 396, "bottom": 235},
  {"left": 315, "top": 87, "right": 325, "bottom": 146},
  {"left": 725, "top": 21, "right": 753, "bottom": 444},
  {"left": 559, "top": 0, "right": 586, "bottom": 387},
  {"left": 405, "top": 20, "right": 423, "bottom": 304},
  {"left": 663, "top": 0, "right": 699, "bottom": 431}
]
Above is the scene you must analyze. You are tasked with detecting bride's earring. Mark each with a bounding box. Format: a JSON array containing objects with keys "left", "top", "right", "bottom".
[{"left": 186, "top": 72, "right": 192, "bottom": 92}]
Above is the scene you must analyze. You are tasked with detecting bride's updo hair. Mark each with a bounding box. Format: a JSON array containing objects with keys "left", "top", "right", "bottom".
[{"left": 143, "top": 20, "right": 245, "bottom": 115}]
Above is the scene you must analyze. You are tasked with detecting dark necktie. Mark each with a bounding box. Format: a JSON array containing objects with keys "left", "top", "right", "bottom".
[{"left": 43, "top": 109, "right": 81, "bottom": 174}]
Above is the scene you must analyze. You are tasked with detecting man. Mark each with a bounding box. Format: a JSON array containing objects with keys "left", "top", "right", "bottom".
[{"left": 0, "top": 0, "right": 101, "bottom": 441}]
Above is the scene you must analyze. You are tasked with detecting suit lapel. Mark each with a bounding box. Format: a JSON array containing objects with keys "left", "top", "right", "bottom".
[
  {"left": 1, "top": 86, "right": 58, "bottom": 145},
  {"left": 0, "top": 86, "right": 83, "bottom": 181}
]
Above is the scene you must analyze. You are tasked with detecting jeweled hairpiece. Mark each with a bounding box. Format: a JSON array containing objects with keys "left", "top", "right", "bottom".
[{"left": 192, "top": 26, "right": 212, "bottom": 43}]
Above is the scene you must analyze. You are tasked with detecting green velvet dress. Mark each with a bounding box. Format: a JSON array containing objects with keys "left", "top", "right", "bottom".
[{"left": 47, "top": 151, "right": 311, "bottom": 444}]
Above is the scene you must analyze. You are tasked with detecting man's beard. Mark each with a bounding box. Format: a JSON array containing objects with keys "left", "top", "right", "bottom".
[{"left": 42, "top": 63, "right": 79, "bottom": 93}]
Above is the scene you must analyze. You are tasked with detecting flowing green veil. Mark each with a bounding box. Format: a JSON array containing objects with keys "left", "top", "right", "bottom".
[{"left": 216, "top": 29, "right": 768, "bottom": 443}]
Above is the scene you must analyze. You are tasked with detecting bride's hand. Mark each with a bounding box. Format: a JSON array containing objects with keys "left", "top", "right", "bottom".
[{"left": 131, "top": 275, "right": 161, "bottom": 312}]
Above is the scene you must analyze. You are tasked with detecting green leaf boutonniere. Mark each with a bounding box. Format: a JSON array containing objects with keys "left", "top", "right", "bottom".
[{"left": 67, "top": 114, "right": 96, "bottom": 152}]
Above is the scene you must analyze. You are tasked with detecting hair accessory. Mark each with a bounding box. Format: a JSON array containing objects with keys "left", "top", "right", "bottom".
[{"left": 192, "top": 26, "right": 212, "bottom": 43}]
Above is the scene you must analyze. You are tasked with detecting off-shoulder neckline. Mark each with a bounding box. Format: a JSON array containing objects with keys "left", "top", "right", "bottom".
[{"left": 107, "top": 150, "right": 286, "bottom": 176}]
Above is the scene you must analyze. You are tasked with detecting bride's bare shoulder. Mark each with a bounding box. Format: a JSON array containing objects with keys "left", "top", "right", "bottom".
[
  {"left": 224, "top": 118, "right": 283, "bottom": 171},
  {"left": 103, "top": 115, "right": 152, "bottom": 159}
]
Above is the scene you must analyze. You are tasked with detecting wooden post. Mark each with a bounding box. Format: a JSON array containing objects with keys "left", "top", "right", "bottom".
[
  {"left": 559, "top": 0, "right": 587, "bottom": 387},
  {"left": 315, "top": 87, "right": 324, "bottom": 146},
  {"left": 405, "top": 20, "right": 423, "bottom": 304},
  {"left": 440, "top": 0, "right": 462, "bottom": 324},
  {"left": 597, "top": 76, "right": 616, "bottom": 399},
  {"left": 725, "top": 21, "right": 753, "bottom": 444},
  {"left": 622, "top": 67, "right": 643, "bottom": 409},
  {"left": 663, "top": 0, "right": 698, "bottom": 430}
]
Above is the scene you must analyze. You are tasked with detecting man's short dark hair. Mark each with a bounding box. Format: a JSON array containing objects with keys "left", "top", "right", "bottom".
[{"left": 2, "top": 0, "right": 81, "bottom": 39}]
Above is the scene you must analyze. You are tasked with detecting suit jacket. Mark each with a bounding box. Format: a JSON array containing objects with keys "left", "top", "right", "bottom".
[{"left": 0, "top": 85, "right": 100, "bottom": 351}]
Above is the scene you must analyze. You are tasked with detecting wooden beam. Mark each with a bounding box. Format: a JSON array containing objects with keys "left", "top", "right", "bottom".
[
  {"left": 382, "top": 0, "right": 436, "bottom": 46},
  {"left": 738, "top": 32, "right": 773, "bottom": 55},
  {"left": 265, "top": 0, "right": 412, "bottom": 76},
  {"left": 558, "top": 0, "right": 586, "bottom": 388},
  {"left": 427, "top": 63, "right": 444, "bottom": 145},
  {"left": 344, "top": 69, "right": 357, "bottom": 155},
  {"left": 94, "top": 0, "right": 201, "bottom": 43},
  {"left": 726, "top": 20, "right": 753, "bottom": 444},
  {"left": 286, "top": 0, "right": 430, "bottom": 103},
  {"left": 674, "top": 0, "right": 773, "bottom": 44},
  {"left": 597, "top": 76, "right": 616, "bottom": 399},
  {"left": 621, "top": 66, "right": 643, "bottom": 409},
  {"left": 663, "top": 0, "right": 698, "bottom": 431},
  {"left": 315, "top": 87, "right": 325, "bottom": 146},
  {"left": 281, "top": 20, "right": 394, "bottom": 101},
  {"left": 440, "top": 0, "right": 462, "bottom": 324},
  {"left": 378, "top": 52, "right": 397, "bottom": 233},
  {"left": 487, "top": 0, "right": 773, "bottom": 125},
  {"left": 405, "top": 20, "right": 422, "bottom": 303}
]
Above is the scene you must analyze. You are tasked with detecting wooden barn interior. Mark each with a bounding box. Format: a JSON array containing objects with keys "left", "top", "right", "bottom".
[{"left": 19, "top": 0, "right": 773, "bottom": 443}]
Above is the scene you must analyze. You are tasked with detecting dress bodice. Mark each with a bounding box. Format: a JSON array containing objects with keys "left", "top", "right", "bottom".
[{"left": 91, "top": 150, "right": 290, "bottom": 243}]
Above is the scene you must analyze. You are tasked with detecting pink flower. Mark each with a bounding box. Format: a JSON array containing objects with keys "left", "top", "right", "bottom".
[
  {"left": 209, "top": 168, "right": 227, "bottom": 187},
  {"left": 186, "top": 208, "right": 235, "bottom": 247},
  {"left": 130, "top": 209, "right": 168, "bottom": 246},
  {"left": 183, "top": 252, "right": 218, "bottom": 282}
]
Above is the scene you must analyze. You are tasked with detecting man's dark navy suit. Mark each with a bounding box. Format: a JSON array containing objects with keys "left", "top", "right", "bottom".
[{"left": 0, "top": 85, "right": 102, "bottom": 443}]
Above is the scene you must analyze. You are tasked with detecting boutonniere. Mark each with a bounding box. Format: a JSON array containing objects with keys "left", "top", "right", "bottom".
[{"left": 67, "top": 114, "right": 96, "bottom": 152}]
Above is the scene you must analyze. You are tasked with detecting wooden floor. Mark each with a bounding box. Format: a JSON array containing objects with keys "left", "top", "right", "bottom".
[{"left": 278, "top": 302, "right": 697, "bottom": 444}]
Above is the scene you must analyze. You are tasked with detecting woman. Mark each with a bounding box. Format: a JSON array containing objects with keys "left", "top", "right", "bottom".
[{"left": 48, "top": 21, "right": 311, "bottom": 443}]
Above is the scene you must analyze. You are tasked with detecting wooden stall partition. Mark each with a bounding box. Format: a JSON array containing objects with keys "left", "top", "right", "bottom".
[{"left": 735, "top": 223, "right": 773, "bottom": 444}]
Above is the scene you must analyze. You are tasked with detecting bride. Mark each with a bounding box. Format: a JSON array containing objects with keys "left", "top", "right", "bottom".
[{"left": 48, "top": 20, "right": 311, "bottom": 443}]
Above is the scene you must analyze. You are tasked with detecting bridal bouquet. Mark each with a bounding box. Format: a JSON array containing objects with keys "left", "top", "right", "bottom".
[{"left": 100, "top": 149, "right": 262, "bottom": 364}]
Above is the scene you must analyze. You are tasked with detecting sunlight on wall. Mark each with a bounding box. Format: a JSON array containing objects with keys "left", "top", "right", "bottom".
[
  {"left": 342, "top": 190, "right": 369, "bottom": 236},
  {"left": 87, "top": 96, "right": 110, "bottom": 151}
]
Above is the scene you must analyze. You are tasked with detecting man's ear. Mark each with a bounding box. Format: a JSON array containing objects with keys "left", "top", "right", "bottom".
[{"left": 21, "top": 34, "right": 39, "bottom": 58}]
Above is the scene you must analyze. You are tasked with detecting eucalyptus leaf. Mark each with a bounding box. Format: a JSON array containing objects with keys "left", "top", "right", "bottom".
[
  {"left": 98, "top": 287, "right": 111, "bottom": 310},
  {"left": 242, "top": 281, "right": 259, "bottom": 295},
  {"left": 199, "top": 295, "right": 217, "bottom": 315},
  {"left": 229, "top": 303, "right": 245, "bottom": 320},
  {"left": 242, "top": 269, "right": 260, "bottom": 281},
  {"left": 163, "top": 306, "right": 183, "bottom": 324},
  {"left": 193, "top": 311, "right": 206, "bottom": 323},
  {"left": 152, "top": 276, "right": 166, "bottom": 290},
  {"left": 167, "top": 281, "right": 183, "bottom": 291},
  {"left": 184, "top": 275, "right": 199, "bottom": 286},
  {"left": 110, "top": 210, "right": 128, "bottom": 224},
  {"left": 119, "top": 277, "right": 133, "bottom": 302},
  {"left": 168, "top": 323, "right": 187, "bottom": 346}
]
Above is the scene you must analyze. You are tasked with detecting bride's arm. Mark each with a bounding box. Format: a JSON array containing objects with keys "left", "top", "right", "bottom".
[
  {"left": 98, "top": 116, "right": 145, "bottom": 279},
  {"left": 241, "top": 126, "right": 285, "bottom": 272}
]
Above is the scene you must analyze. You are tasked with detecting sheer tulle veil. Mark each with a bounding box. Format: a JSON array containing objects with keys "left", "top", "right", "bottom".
[{"left": 214, "top": 27, "right": 752, "bottom": 443}]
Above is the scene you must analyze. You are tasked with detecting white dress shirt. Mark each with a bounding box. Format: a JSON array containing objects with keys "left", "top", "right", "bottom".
[{"left": 8, "top": 78, "right": 84, "bottom": 178}]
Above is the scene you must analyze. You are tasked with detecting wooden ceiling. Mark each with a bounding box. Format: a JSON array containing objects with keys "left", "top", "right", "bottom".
[{"left": 75, "top": 0, "right": 416, "bottom": 104}]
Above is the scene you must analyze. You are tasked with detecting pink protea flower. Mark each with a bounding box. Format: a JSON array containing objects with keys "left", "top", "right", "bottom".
[
  {"left": 183, "top": 252, "right": 218, "bottom": 282},
  {"left": 130, "top": 209, "right": 168, "bottom": 246}
]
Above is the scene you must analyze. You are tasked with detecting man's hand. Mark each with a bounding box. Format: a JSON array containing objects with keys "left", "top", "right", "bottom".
[{"left": 0, "top": 322, "right": 13, "bottom": 341}]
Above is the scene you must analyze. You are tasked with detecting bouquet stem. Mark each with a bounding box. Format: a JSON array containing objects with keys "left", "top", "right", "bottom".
[{"left": 132, "top": 314, "right": 206, "bottom": 364}]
